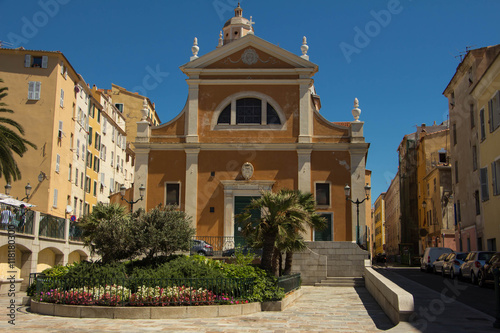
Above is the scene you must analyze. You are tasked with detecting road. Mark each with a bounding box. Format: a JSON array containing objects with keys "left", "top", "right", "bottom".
[{"left": 379, "top": 266, "right": 497, "bottom": 318}]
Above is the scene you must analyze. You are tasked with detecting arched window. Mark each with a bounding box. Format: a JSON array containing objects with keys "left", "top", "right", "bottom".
[
  {"left": 236, "top": 98, "right": 261, "bottom": 124},
  {"left": 216, "top": 97, "right": 282, "bottom": 126},
  {"left": 217, "top": 104, "right": 231, "bottom": 124}
]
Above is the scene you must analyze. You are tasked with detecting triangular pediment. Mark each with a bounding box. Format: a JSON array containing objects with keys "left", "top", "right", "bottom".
[{"left": 180, "top": 34, "right": 317, "bottom": 73}]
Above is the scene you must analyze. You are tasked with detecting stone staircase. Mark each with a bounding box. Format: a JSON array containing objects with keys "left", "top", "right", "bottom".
[{"left": 314, "top": 277, "right": 365, "bottom": 287}]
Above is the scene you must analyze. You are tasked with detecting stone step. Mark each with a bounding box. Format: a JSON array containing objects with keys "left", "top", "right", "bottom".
[{"left": 315, "top": 277, "right": 365, "bottom": 287}]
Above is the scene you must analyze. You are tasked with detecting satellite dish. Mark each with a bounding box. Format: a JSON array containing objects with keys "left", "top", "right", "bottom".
[{"left": 66, "top": 205, "right": 73, "bottom": 214}]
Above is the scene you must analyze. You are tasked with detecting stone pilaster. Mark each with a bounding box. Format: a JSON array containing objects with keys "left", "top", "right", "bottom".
[{"left": 185, "top": 149, "right": 200, "bottom": 230}]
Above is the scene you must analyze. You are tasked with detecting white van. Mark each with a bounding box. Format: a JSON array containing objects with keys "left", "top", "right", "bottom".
[{"left": 420, "top": 247, "right": 454, "bottom": 272}]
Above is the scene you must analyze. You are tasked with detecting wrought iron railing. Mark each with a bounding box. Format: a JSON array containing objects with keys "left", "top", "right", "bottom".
[
  {"left": 277, "top": 273, "right": 301, "bottom": 294},
  {"left": 69, "top": 221, "right": 83, "bottom": 242},
  {"left": 0, "top": 205, "right": 35, "bottom": 235},
  {"left": 39, "top": 213, "right": 65, "bottom": 239},
  {"left": 34, "top": 276, "right": 255, "bottom": 306},
  {"left": 191, "top": 236, "right": 246, "bottom": 256}
]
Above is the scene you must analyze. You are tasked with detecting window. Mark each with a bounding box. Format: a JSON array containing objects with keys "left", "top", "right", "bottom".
[
  {"left": 480, "top": 108, "right": 486, "bottom": 140},
  {"left": 100, "top": 145, "right": 106, "bottom": 161},
  {"left": 93, "top": 180, "right": 97, "bottom": 197},
  {"left": 75, "top": 168, "right": 79, "bottom": 187},
  {"left": 433, "top": 178, "right": 436, "bottom": 192},
  {"left": 76, "top": 139, "right": 80, "bottom": 157},
  {"left": 111, "top": 151, "right": 114, "bottom": 167},
  {"left": 110, "top": 178, "right": 115, "bottom": 193},
  {"left": 452, "top": 123, "right": 457, "bottom": 146},
  {"left": 80, "top": 171, "right": 83, "bottom": 189},
  {"left": 97, "top": 109, "right": 101, "bottom": 123},
  {"left": 165, "top": 183, "right": 180, "bottom": 206},
  {"left": 55, "top": 154, "right": 60, "bottom": 173},
  {"left": 102, "top": 118, "right": 107, "bottom": 134},
  {"left": 58, "top": 121, "right": 63, "bottom": 140},
  {"left": 112, "top": 127, "right": 115, "bottom": 142},
  {"left": 470, "top": 104, "right": 475, "bottom": 128},
  {"left": 60, "top": 89, "right": 64, "bottom": 107},
  {"left": 73, "top": 197, "right": 78, "bottom": 217},
  {"left": 457, "top": 200, "right": 461, "bottom": 222},
  {"left": 28, "top": 81, "right": 41, "bottom": 100},
  {"left": 53, "top": 189, "right": 58, "bottom": 208},
  {"left": 315, "top": 183, "right": 330, "bottom": 206},
  {"left": 85, "top": 177, "right": 91, "bottom": 193},
  {"left": 488, "top": 238, "right": 497, "bottom": 252},
  {"left": 93, "top": 156, "right": 99, "bottom": 172},
  {"left": 24, "top": 55, "right": 48, "bottom": 68},
  {"left": 480, "top": 167, "right": 489, "bottom": 201},
  {"left": 115, "top": 103, "right": 124, "bottom": 113},
  {"left": 60, "top": 61, "right": 68, "bottom": 79},
  {"left": 314, "top": 213, "right": 333, "bottom": 241},
  {"left": 472, "top": 145, "right": 478, "bottom": 171},
  {"left": 217, "top": 105, "right": 231, "bottom": 124},
  {"left": 236, "top": 98, "right": 261, "bottom": 124},
  {"left": 88, "top": 127, "right": 93, "bottom": 145},
  {"left": 488, "top": 91, "right": 500, "bottom": 132},
  {"left": 100, "top": 172, "right": 105, "bottom": 187},
  {"left": 267, "top": 103, "right": 280, "bottom": 124},
  {"left": 87, "top": 152, "right": 92, "bottom": 168},
  {"left": 455, "top": 161, "right": 459, "bottom": 184},
  {"left": 493, "top": 160, "right": 500, "bottom": 196},
  {"left": 475, "top": 190, "right": 481, "bottom": 215},
  {"left": 95, "top": 133, "right": 100, "bottom": 150},
  {"left": 68, "top": 164, "right": 72, "bottom": 181},
  {"left": 450, "top": 92, "right": 455, "bottom": 106}
]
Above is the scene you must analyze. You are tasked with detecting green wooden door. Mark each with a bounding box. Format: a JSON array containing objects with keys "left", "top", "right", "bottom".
[
  {"left": 234, "top": 196, "right": 260, "bottom": 246},
  {"left": 314, "top": 214, "right": 333, "bottom": 241}
]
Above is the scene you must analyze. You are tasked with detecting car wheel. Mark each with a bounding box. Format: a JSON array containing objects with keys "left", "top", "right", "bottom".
[
  {"left": 450, "top": 269, "right": 455, "bottom": 279},
  {"left": 471, "top": 272, "right": 477, "bottom": 285},
  {"left": 197, "top": 251, "right": 206, "bottom": 256},
  {"left": 478, "top": 271, "right": 485, "bottom": 288}
]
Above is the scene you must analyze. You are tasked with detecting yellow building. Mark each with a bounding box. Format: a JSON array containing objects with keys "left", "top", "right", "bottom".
[
  {"left": 103, "top": 84, "right": 160, "bottom": 146},
  {"left": 471, "top": 45, "right": 500, "bottom": 251},
  {"left": 84, "top": 94, "right": 102, "bottom": 213},
  {"left": 373, "top": 193, "right": 386, "bottom": 256},
  {"left": 416, "top": 125, "right": 454, "bottom": 253},
  {"left": 0, "top": 48, "right": 80, "bottom": 217}
]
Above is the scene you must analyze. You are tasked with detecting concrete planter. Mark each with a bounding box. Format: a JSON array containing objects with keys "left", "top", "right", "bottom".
[
  {"left": 29, "top": 300, "right": 261, "bottom": 319},
  {"left": 261, "top": 288, "right": 303, "bottom": 311}
]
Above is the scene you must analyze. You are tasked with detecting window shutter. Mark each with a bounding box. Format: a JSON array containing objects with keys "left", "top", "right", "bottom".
[
  {"left": 60, "top": 61, "right": 64, "bottom": 75},
  {"left": 56, "top": 154, "right": 60, "bottom": 172},
  {"left": 489, "top": 98, "right": 494, "bottom": 133},
  {"left": 53, "top": 189, "right": 58, "bottom": 208},
  {"left": 110, "top": 178, "right": 114, "bottom": 192},
  {"left": 481, "top": 167, "right": 490, "bottom": 201},
  {"left": 101, "top": 172, "right": 105, "bottom": 186},
  {"left": 25, "top": 55, "right": 31, "bottom": 67},
  {"left": 103, "top": 118, "right": 107, "bottom": 134},
  {"left": 28, "top": 81, "right": 34, "bottom": 100},
  {"left": 60, "top": 89, "right": 64, "bottom": 107},
  {"left": 480, "top": 109, "right": 486, "bottom": 140},
  {"left": 34, "top": 82, "right": 41, "bottom": 100},
  {"left": 58, "top": 121, "right": 63, "bottom": 139},
  {"left": 76, "top": 139, "right": 80, "bottom": 157},
  {"left": 495, "top": 91, "right": 500, "bottom": 130},
  {"left": 41, "top": 56, "right": 48, "bottom": 68},
  {"left": 493, "top": 162, "right": 498, "bottom": 196},
  {"left": 64, "top": 68, "right": 68, "bottom": 79}
]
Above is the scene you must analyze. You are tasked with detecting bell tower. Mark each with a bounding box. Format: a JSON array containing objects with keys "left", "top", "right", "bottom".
[{"left": 222, "top": 3, "right": 254, "bottom": 45}]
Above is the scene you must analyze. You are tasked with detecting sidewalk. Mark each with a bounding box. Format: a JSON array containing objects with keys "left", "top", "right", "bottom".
[{"left": 0, "top": 269, "right": 497, "bottom": 332}]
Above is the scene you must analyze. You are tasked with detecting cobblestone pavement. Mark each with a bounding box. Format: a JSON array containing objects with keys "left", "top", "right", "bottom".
[{"left": 0, "top": 286, "right": 395, "bottom": 332}]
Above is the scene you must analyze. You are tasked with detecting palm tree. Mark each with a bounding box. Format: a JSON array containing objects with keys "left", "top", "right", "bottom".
[
  {"left": 238, "top": 190, "right": 305, "bottom": 276},
  {"left": 281, "top": 190, "right": 326, "bottom": 275},
  {"left": 0, "top": 78, "right": 37, "bottom": 182}
]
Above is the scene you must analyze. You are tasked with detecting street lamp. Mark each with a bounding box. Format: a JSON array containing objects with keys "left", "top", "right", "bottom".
[
  {"left": 4, "top": 183, "right": 11, "bottom": 195},
  {"left": 21, "top": 183, "right": 32, "bottom": 201},
  {"left": 345, "top": 183, "right": 371, "bottom": 246},
  {"left": 120, "top": 184, "right": 145, "bottom": 212}
]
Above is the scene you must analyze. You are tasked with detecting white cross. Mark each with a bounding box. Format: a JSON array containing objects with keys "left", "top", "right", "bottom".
[{"left": 248, "top": 16, "right": 255, "bottom": 34}]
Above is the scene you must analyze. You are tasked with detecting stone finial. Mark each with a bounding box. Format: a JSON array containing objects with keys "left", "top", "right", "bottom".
[
  {"left": 141, "top": 99, "right": 149, "bottom": 121},
  {"left": 217, "top": 31, "right": 223, "bottom": 48},
  {"left": 352, "top": 98, "right": 361, "bottom": 122},
  {"left": 247, "top": 16, "right": 255, "bottom": 34},
  {"left": 190, "top": 37, "right": 199, "bottom": 61},
  {"left": 300, "top": 36, "right": 309, "bottom": 60}
]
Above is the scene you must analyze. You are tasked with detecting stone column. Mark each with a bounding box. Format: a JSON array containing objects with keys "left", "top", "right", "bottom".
[
  {"left": 350, "top": 148, "right": 367, "bottom": 244},
  {"left": 298, "top": 149, "right": 312, "bottom": 240},
  {"left": 298, "top": 80, "right": 313, "bottom": 143},
  {"left": 185, "top": 148, "right": 200, "bottom": 231},
  {"left": 133, "top": 148, "right": 149, "bottom": 211},
  {"left": 186, "top": 80, "right": 200, "bottom": 143},
  {"left": 224, "top": 189, "right": 234, "bottom": 238}
]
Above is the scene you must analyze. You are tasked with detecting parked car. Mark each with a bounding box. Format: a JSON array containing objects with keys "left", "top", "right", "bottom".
[
  {"left": 190, "top": 239, "right": 214, "bottom": 256},
  {"left": 478, "top": 252, "right": 500, "bottom": 287},
  {"left": 222, "top": 246, "right": 262, "bottom": 257},
  {"left": 442, "top": 252, "right": 467, "bottom": 279},
  {"left": 432, "top": 252, "right": 452, "bottom": 274},
  {"left": 374, "top": 253, "right": 387, "bottom": 264},
  {"left": 460, "top": 251, "right": 495, "bottom": 284},
  {"left": 420, "top": 247, "right": 454, "bottom": 272}
]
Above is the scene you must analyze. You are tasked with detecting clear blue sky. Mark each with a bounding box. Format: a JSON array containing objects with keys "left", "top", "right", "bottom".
[{"left": 1, "top": 0, "right": 500, "bottom": 201}]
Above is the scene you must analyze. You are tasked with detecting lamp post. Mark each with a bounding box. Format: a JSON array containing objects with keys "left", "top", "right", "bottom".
[
  {"left": 120, "top": 184, "right": 145, "bottom": 213},
  {"left": 4, "top": 183, "right": 11, "bottom": 195},
  {"left": 345, "top": 183, "right": 371, "bottom": 246},
  {"left": 21, "top": 183, "right": 32, "bottom": 201}
]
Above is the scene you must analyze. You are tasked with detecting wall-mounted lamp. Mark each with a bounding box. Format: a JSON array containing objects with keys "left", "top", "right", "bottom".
[
  {"left": 4, "top": 183, "right": 11, "bottom": 196},
  {"left": 38, "top": 171, "right": 48, "bottom": 182},
  {"left": 21, "top": 183, "right": 33, "bottom": 201}
]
